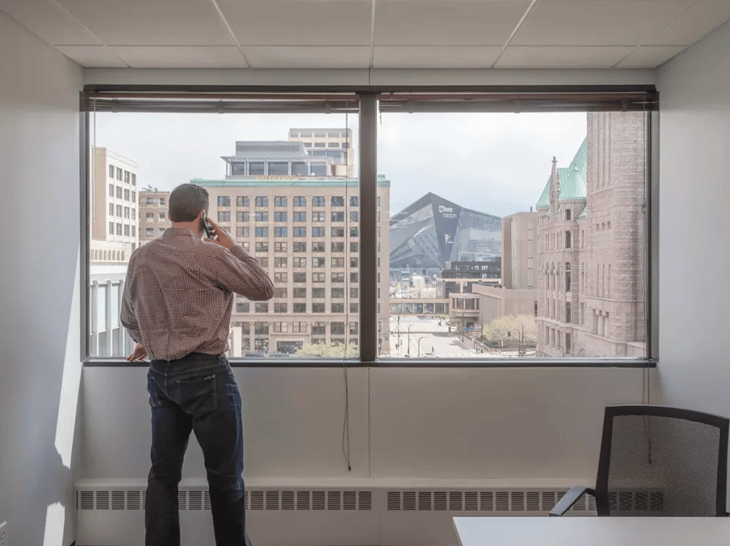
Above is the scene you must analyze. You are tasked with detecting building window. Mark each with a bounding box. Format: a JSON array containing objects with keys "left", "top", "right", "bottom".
[
  {"left": 237, "top": 211, "right": 249, "bottom": 222},
  {"left": 109, "top": 203, "right": 114, "bottom": 216},
  {"left": 293, "top": 211, "right": 306, "bottom": 222},
  {"left": 350, "top": 242, "right": 358, "bottom": 253},
  {"left": 274, "top": 211, "right": 287, "bottom": 222},
  {"left": 237, "top": 196, "right": 249, "bottom": 207},
  {"left": 158, "top": 228, "right": 165, "bottom": 236},
  {"left": 158, "top": 212, "right": 165, "bottom": 221},
  {"left": 332, "top": 227, "right": 344, "bottom": 237},
  {"left": 565, "top": 262, "right": 571, "bottom": 292},
  {"left": 293, "top": 303, "right": 306, "bottom": 313},
  {"left": 292, "top": 322, "right": 307, "bottom": 333},
  {"left": 109, "top": 165, "right": 114, "bottom": 178},
  {"left": 131, "top": 174, "right": 136, "bottom": 185},
  {"left": 274, "top": 227, "right": 287, "bottom": 237},
  {"left": 123, "top": 224, "right": 130, "bottom": 236},
  {"left": 146, "top": 197, "right": 154, "bottom": 206},
  {"left": 350, "top": 303, "right": 358, "bottom": 313},
  {"left": 313, "top": 273, "right": 326, "bottom": 282},
  {"left": 332, "top": 288, "right": 344, "bottom": 298},
  {"left": 312, "top": 227, "right": 325, "bottom": 237},
  {"left": 116, "top": 167, "right": 122, "bottom": 180},
  {"left": 218, "top": 196, "right": 230, "bottom": 207},
  {"left": 293, "top": 196, "right": 306, "bottom": 207},
  {"left": 255, "top": 303, "right": 269, "bottom": 313},
  {"left": 116, "top": 186, "right": 123, "bottom": 199},
  {"left": 218, "top": 211, "right": 231, "bottom": 222},
  {"left": 116, "top": 223, "right": 123, "bottom": 235},
  {"left": 331, "top": 212, "right": 344, "bottom": 222},
  {"left": 565, "top": 230, "right": 571, "bottom": 248},
  {"left": 124, "top": 207, "right": 130, "bottom": 219},
  {"left": 255, "top": 227, "right": 268, "bottom": 237},
  {"left": 313, "top": 257, "right": 325, "bottom": 268},
  {"left": 274, "top": 272, "right": 287, "bottom": 283},
  {"left": 312, "top": 211, "right": 325, "bottom": 222},
  {"left": 331, "top": 196, "right": 344, "bottom": 206},
  {"left": 312, "top": 242, "right": 325, "bottom": 252},
  {"left": 255, "top": 196, "right": 268, "bottom": 207},
  {"left": 275, "top": 242, "right": 287, "bottom": 252},
  {"left": 331, "top": 272, "right": 344, "bottom": 283},
  {"left": 349, "top": 211, "right": 359, "bottom": 222},
  {"left": 293, "top": 287, "right": 307, "bottom": 298},
  {"left": 331, "top": 258, "right": 345, "bottom": 268},
  {"left": 331, "top": 322, "right": 345, "bottom": 335},
  {"left": 293, "top": 258, "right": 306, "bottom": 268},
  {"left": 146, "top": 228, "right": 154, "bottom": 237},
  {"left": 159, "top": 198, "right": 165, "bottom": 206},
  {"left": 293, "top": 227, "right": 306, "bottom": 237},
  {"left": 274, "top": 197, "right": 287, "bottom": 207},
  {"left": 256, "top": 242, "right": 268, "bottom": 252},
  {"left": 124, "top": 171, "right": 130, "bottom": 183},
  {"left": 131, "top": 191, "right": 136, "bottom": 202},
  {"left": 255, "top": 321, "right": 269, "bottom": 334},
  {"left": 350, "top": 287, "right": 358, "bottom": 299},
  {"left": 566, "top": 303, "right": 572, "bottom": 324},
  {"left": 255, "top": 211, "right": 269, "bottom": 222},
  {"left": 312, "top": 288, "right": 325, "bottom": 298},
  {"left": 116, "top": 205, "right": 123, "bottom": 216},
  {"left": 312, "top": 303, "right": 325, "bottom": 313},
  {"left": 274, "top": 303, "right": 287, "bottom": 313},
  {"left": 331, "top": 303, "right": 345, "bottom": 313},
  {"left": 124, "top": 189, "right": 130, "bottom": 201},
  {"left": 109, "top": 222, "right": 114, "bottom": 235},
  {"left": 237, "top": 227, "right": 249, "bottom": 238},
  {"left": 332, "top": 242, "right": 344, "bottom": 252},
  {"left": 350, "top": 272, "right": 358, "bottom": 283},
  {"left": 275, "top": 257, "right": 287, "bottom": 268},
  {"left": 312, "top": 196, "right": 325, "bottom": 207},
  {"left": 249, "top": 162, "right": 264, "bottom": 175},
  {"left": 350, "top": 257, "right": 358, "bottom": 268},
  {"left": 293, "top": 242, "right": 306, "bottom": 252},
  {"left": 350, "top": 196, "right": 359, "bottom": 207},
  {"left": 312, "top": 322, "right": 326, "bottom": 335}
]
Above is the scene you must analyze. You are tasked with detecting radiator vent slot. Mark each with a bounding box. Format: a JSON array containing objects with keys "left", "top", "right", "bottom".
[
  {"left": 282, "top": 491, "right": 295, "bottom": 510},
  {"left": 312, "top": 491, "right": 326, "bottom": 510},
  {"left": 495, "top": 491, "right": 509, "bottom": 511},
  {"left": 343, "top": 491, "right": 357, "bottom": 511},
  {"left": 204, "top": 491, "right": 212, "bottom": 511},
  {"left": 358, "top": 491, "right": 372, "bottom": 510},
  {"left": 464, "top": 492, "right": 478, "bottom": 511},
  {"left": 297, "top": 491, "right": 310, "bottom": 510},
  {"left": 127, "top": 491, "right": 141, "bottom": 510},
  {"left": 266, "top": 491, "right": 280, "bottom": 511},
  {"left": 178, "top": 491, "right": 187, "bottom": 511},
  {"left": 96, "top": 491, "right": 109, "bottom": 510},
  {"left": 527, "top": 492, "right": 540, "bottom": 511},
  {"left": 418, "top": 491, "right": 431, "bottom": 511},
  {"left": 80, "top": 491, "right": 94, "bottom": 510},
  {"left": 384, "top": 490, "right": 579, "bottom": 513},
  {"left": 327, "top": 491, "right": 341, "bottom": 511},
  {"left": 402, "top": 492, "right": 416, "bottom": 511},
  {"left": 111, "top": 491, "right": 125, "bottom": 511},
  {"left": 251, "top": 491, "right": 264, "bottom": 511}
]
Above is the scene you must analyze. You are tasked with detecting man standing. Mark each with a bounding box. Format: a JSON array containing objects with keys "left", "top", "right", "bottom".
[{"left": 121, "top": 183, "right": 273, "bottom": 546}]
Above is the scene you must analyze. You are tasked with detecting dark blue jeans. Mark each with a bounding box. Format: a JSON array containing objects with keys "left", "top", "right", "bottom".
[{"left": 146, "top": 352, "right": 253, "bottom": 546}]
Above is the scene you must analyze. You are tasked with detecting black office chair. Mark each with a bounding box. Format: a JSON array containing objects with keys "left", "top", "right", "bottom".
[{"left": 550, "top": 405, "right": 729, "bottom": 517}]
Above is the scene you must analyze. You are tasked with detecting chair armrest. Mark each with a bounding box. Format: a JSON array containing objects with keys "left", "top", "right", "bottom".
[{"left": 549, "top": 485, "right": 596, "bottom": 516}]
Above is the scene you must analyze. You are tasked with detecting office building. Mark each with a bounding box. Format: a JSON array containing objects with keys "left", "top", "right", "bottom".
[
  {"left": 390, "top": 193, "right": 501, "bottom": 269},
  {"left": 90, "top": 147, "right": 139, "bottom": 262},
  {"left": 192, "top": 136, "right": 391, "bottom": 355},
  {"left": 535, "top": 113, "right": 647, "bottom": 358}
]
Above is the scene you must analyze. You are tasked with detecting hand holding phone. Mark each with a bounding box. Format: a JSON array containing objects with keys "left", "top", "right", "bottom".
[
  {"left": 201, "top": 211, "right": 214, "bottom": 238},
  {"left": 203, "top": 215, "right": 235, "bottom": 249}
]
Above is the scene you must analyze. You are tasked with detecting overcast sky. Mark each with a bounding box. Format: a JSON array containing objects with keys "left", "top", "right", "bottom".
[{"left": 94, "top": 110, "right": 587, "bottom": 218}]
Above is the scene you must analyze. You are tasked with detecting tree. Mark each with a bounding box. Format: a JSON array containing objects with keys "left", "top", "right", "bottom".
[
  {"left": 296, "top": 340, "right": 359, "bottom": 358},
  {"left": 482, "top": 315, "right": 538, "bottom": 345}
]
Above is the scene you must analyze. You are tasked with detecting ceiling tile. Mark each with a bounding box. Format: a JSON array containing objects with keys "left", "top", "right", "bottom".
[
  {"left": 55, "top": 45, "right": 127, "bottom": 67},
  {"left": 373, "top": 46, "right": 503, "bottom": 68},
  {"left": 649, "top": 0, "right": 730, "bottom": 45},
  {"left": 242, "top": 46, "right": 370, "bottom": 68},
  {"left": 495, "top": 46, "right": 635, "bottom": 68},
  {"left": 614, "top": 45, "right": 686, "bottom": 67},
  {"left": 374, "top": 0, "right": 532, "bottom": 46},
  {"left": 55, "top": 0, "right": 233, "bottom": 46},
  {"left": 216, "top": 0, "right": 372, "bottom": 46},
  {"left": 511, "top": 0, "right": 694, "bottom": 46},
  {"left": 0, "top": 0, "right": 99, "bottom": 45},
  {"left": 110, "top": 46, "right": 247, "bottom": 68}
]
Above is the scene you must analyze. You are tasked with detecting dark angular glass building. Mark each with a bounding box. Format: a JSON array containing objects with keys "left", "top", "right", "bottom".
[{"left": 390, "top": 193, "right": 501, "bottom": 269}]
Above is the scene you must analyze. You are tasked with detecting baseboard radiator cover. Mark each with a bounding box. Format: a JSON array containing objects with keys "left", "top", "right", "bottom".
[{"left": 75, "top": 483, "right": 599, "bottom": 546}]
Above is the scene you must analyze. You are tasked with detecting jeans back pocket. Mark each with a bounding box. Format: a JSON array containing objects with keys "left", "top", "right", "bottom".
[{"left": 175, "top": 374, "right": 218, "bottom": 417}]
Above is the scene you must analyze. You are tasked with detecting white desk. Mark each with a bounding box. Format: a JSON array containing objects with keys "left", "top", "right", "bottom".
[{"left": 453, "top": 516, "right": 730, "bottom": 546}]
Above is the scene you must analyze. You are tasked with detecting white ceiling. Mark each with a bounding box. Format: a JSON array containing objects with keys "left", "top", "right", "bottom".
[{"left": 1, "top": 0, "right": 729, "bottom": 70}]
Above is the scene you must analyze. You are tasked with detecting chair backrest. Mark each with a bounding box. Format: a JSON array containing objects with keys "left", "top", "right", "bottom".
[{"left": 595, "top": 405, "right": 729, "bottom": 516}]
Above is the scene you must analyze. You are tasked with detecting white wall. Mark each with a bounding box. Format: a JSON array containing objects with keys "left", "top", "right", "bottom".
[
  {"left": 0, "top": 11, "right": 82, "bottom": 546},
  {"left": 656, "top": 21, "right": 730, "bottom": 418}
]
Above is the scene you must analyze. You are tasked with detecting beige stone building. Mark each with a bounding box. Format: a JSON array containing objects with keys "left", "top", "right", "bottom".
[
  {"left": 138, "top": 189, "right": 171, "bottom": 246},
  {"left": 535, "top": 112, "right": 647, "bottom": 358},
  {"left": 90, "top": 148, "right": 139, "bottom": 263},
  {"left": 192, "top": 176, "right": 391, "bottom": 356}
]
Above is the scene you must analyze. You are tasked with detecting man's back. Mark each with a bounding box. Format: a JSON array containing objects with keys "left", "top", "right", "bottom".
[{"left": 121, "top": 227, "right": 272, "bottom": 360}]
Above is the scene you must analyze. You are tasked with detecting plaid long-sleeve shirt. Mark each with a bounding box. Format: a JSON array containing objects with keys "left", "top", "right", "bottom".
[{"left": 120, "top": 227, "right": 273, "bottom": 361}]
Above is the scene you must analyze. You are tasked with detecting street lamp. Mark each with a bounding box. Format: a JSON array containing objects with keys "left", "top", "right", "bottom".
[
  {"left": 407, "top": 323, "right": 415, "bottom": 357},
  {"left": 417, "top": 336, "right": 427, "bottom": 357},
  {"left": 507, "top": 324, "right": 525, "bottom": 357}
]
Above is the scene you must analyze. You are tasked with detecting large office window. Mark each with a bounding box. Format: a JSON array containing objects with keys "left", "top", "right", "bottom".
[{"left": 85, "top": 89, "right": 652, "bottom": 363}]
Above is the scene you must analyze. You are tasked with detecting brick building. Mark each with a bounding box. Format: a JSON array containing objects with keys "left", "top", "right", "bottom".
[{"left": 536, "top": 112, "right": 647, "bottom": 358}]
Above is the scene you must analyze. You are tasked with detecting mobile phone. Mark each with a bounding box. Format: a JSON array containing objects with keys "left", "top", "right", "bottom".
[{"left": 201, "top": 212, "right": 214, "bottom": 238}]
